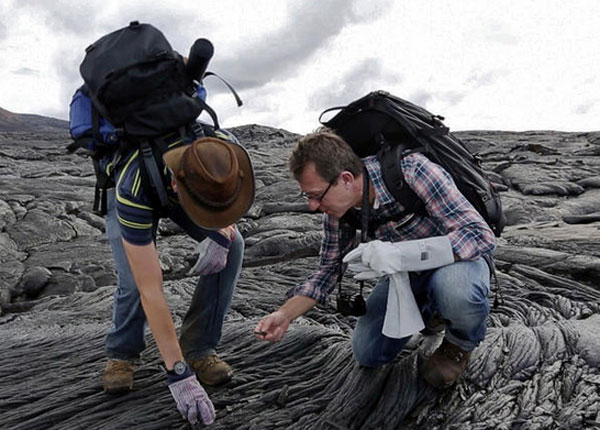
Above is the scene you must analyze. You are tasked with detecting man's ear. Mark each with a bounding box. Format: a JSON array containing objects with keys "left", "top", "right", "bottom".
[{"left": 339, "top": 171, "right": 355, "bottom": 188}]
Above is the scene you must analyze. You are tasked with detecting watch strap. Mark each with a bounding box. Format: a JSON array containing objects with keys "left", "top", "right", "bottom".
[{"left": 166, "top": 361, "right": 193, "bottom": 384}]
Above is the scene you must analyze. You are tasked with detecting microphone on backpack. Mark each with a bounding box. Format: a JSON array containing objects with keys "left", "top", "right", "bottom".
[{"left": 186, "top": 38, "right": 214, "bottom": 83}]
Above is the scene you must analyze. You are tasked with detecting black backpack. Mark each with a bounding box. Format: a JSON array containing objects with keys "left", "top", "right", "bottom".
[
  {"left": 79, "top": 20, "right": 216, "bottom": 136},
  {"left": 320, "top": 90, "right": 506, "bottom": 237},
  {"left": 68, "top": 21, "right": 241, "bottom": 215}
]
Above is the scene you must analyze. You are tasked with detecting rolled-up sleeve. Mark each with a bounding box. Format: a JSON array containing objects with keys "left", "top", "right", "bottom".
[{"left": 286, "top": 215, "right": 355, "bottom": 304}]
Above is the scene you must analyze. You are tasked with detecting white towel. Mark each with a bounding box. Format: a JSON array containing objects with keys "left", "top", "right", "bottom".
[{"left": 382, "top": 272, "right": 425, "bottom": 338}]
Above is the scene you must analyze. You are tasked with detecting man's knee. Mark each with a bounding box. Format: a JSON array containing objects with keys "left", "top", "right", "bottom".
[
  {"left": 428, "top": 263, "right": 490, "bottom": 331},
  {"left": 430, "top": 260, "right": 489, "bottom": 302}
]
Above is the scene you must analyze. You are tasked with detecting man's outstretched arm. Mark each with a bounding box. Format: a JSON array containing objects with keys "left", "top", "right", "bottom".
[
  {"left": 122, "top": 240, "right": 215, "bottom": 426},
  {"left": 122, "top": 240, "right": 183, "bottom": 368}
]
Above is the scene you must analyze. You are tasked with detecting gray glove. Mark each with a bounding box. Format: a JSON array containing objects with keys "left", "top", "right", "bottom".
[
  {"left": 168, "top": 375, "right": 216, "bottom": 425},
  {"left": 188, "top": 238, "right": 230, "bottom": 275}
]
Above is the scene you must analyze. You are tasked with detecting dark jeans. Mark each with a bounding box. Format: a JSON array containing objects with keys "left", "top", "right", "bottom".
[
  {"left": 104, "top": 188, "right": 243, "bottom": 360},
  {"left": 352, "top": 258, "right": 490, "bottom": 368}
]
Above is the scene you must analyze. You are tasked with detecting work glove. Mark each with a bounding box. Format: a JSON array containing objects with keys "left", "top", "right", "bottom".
[
  {"left": 343, "top": 236, "right": 455, "bottom": 279},
  {"left": 188, "top": 238, "right": 230, "bottom": 275},
  {"left": 189, "top": 226, "right": 237, "bottom": 275},
  {"left": 168, "top": 372, "right": 216, "bottom": 426}
]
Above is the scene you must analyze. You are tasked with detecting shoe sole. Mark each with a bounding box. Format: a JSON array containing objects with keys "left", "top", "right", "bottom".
[
  {"left": 196, "top": 375, "right": 233, "bottom": 387},
  {"left": 420, "top": 326, "right": 446, "bottom": 336},
  {"left": 103, "top": 387, "right": 133, "bottom": 394},
  {"left": 422, "top": 371, "right": 456, "bottom": 388},
  {"left": 197, "top": 372, "right": 233, "bottom": 386},
  {"left": 103, "top": 381, "right": 133, "bottom": 394}
]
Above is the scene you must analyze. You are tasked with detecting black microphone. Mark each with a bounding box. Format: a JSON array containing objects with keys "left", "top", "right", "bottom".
[{"left": 186, "top": 38, "right": 214, "bottom": 82}]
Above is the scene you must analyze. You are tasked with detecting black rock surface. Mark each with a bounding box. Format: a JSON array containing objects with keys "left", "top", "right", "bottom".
[{"left": 0, "top": 125, "right": 599, "bottom": 429}]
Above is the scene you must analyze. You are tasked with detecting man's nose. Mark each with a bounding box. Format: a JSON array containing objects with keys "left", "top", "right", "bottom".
[{"left": 307, "top": 199, "right": 321, "bottom": 212}]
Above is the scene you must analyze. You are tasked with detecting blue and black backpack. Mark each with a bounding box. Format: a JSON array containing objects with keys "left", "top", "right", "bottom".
[{"left": 68, "top": 21, "right": 241, "bottom": 215}]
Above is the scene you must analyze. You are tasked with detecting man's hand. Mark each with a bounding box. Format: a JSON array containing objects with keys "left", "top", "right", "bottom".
[
  {"left": 188, "top": 226, "right": 236, "bottom": 275},
  {"left": 254, "top": 311, "right": 292, "bottom": 342},
  {"left": 168, "top": 375, "right": 216, "bottom": 425}
]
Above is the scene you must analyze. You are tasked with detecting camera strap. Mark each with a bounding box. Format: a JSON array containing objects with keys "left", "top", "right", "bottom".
[
  {"left": 360, "top": 166, "right": 370, "bottom": 243},
  {"left": 337, "top": 167, "right": 370, "bottom": 296},
  {"left": 357, "top": 167, "right": 371, "bottom": 297}
]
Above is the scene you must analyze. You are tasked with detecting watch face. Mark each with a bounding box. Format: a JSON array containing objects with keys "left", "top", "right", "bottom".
[{"left": 173, "top": 361, "right": 187, "bottom": 375}]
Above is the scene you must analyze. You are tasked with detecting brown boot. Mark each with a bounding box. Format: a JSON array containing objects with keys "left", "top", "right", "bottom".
[
  {"left": 422, "top": 339, "right": 471, "bottom": 388},
  {"left": 189, "top": 355, "right": 233, "bottom": 386},
  {"left": 102, "top": 359, "right": 134, "bottom": 393}
]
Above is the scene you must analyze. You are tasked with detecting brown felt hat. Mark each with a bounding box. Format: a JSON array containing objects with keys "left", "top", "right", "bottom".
[{"left": 163, "top": 137, "right": 255, "bottom": 230}]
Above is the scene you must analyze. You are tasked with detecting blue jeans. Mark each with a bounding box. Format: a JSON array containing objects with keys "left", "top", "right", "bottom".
[
  {"left": 104, "top": 188, "right": 243, "bottom": 361},
  {"left": 352, "top": 258, "right": 490, "bottom": 368}
]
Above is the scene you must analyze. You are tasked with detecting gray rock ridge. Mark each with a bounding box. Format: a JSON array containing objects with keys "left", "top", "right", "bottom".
[
  {"left": 0, "top": 125, "right": 598, "bottom": 429},
  {"left": 0, "top": 107, "right": 68, "bottom": 133}
]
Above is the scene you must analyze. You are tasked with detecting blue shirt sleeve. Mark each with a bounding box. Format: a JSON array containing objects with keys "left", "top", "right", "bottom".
[{"left": 114, "top": 150, "right": 157, "bottom": 245}]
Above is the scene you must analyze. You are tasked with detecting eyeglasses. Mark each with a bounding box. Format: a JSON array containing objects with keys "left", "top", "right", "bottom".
[{"left": 301, "top": 180, "right": 335, "bottom": 202}]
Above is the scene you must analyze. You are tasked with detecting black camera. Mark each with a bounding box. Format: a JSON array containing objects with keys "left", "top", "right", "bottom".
[{"left": 337, "top": 292, "right": 366, "bottom": 317}]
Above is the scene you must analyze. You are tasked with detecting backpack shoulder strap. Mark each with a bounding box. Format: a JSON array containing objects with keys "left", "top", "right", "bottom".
[
  {"left": 138, "top": 139, "right": 171, "bottom": 214},
  {"left": 91, "top": 158, "right": 116, "bottom": 216},
  {"left": 91, "top": 105, "right": 102, "bottom": 147},
  {"left": 377, "top": 137, "right": 425, "bottom": 215},
  {"left": 339, "top": 144, "right": 428, "bottom": 234}
]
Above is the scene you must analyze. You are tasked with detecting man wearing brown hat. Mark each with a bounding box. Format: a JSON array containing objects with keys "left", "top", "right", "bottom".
[{"left": 102, "top": 128, "right": 254, "bottom": 426}]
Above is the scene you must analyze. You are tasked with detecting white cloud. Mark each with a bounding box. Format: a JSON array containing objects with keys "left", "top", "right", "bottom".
[{"left": 0, "top": 0, "right": 599, "bottom": 133}]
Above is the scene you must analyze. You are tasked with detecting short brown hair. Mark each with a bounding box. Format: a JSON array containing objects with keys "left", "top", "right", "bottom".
[{"left": 289, "top": 127, "right": 362, "bottom": 182}]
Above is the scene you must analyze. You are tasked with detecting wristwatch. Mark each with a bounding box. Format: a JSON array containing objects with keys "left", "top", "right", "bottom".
[{"left": 167, "top": 360, "right": 187, "bottom": 376}]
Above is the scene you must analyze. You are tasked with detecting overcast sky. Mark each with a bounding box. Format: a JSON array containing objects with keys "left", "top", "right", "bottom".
[{"left": 0, "top": 0, "right": 598, "bottom": 134}]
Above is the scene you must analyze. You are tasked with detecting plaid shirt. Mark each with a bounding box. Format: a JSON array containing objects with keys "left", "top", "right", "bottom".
[{"left": 287, "top": 153, "right": 497, "bottom": 304}]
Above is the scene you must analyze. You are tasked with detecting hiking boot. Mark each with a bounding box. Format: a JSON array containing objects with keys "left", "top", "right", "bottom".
[
  {"left": 102, "top": 359, "right": 134, "bottom": 393},
  {"left": 422, "top": 339, "right": 471, "bottom": 388},
  {"left": 189, "top": 355, "right": 233, "bottom": 386}
]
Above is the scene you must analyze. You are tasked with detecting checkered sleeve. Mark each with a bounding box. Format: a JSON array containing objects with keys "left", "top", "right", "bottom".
[
  {"left": 402, "top": 153, "right": 497, "bottom": 260},
  {"left": 286, "top": 215, "right": 355, "bottom": 304}
]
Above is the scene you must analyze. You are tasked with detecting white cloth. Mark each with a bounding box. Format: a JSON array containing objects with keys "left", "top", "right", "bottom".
[{"left": 382, "top": 272, "right": 424, "bottom": 338}]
